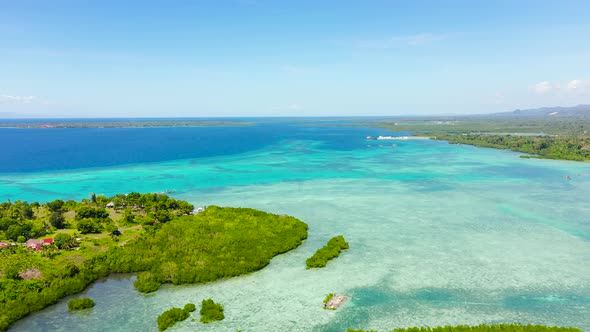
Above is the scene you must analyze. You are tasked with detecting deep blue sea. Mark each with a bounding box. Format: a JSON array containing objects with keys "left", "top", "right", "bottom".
[
  {"left": 0, "top": 118, "right": 394, "bottom": 173},
  {"left": 2, "top": 118, "right": 590, "bottom": 332}
]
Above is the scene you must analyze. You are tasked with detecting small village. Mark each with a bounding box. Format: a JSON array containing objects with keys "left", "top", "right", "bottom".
[{"left": 0, "top": 238, "right": 54, "bottom": 252}]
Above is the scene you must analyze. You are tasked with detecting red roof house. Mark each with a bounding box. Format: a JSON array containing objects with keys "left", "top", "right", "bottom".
[
  {"left": 43, "top": 238, "right": 54, "bottom": 245},
  {"left": 26, "top": 239, "right": 43, "bottom": 251}
]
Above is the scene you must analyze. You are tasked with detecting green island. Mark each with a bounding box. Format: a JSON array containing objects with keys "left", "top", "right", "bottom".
[
  {"left": 306, "top": 235, "right": 349, "bottom": 269},
  {"left": 374, "top": 117, "right": 590, "bottom": 162},
  {"left": 157, "top": 303, "right": 195, "bottom": 331},
  {"left": 0, "top": 120, "right": 254, "bottom": 129},
  {"left": 67, "top": 298, "right": 95, "bottom": 311},
  {"left": 200, "top": 298, "right": 224, "bottom": 323},
  {"left": 0, "top": 193, "right": 308, "bottom": 331},
  {"left": 347, "top": 324, "right": 582, "bottom": 332}
]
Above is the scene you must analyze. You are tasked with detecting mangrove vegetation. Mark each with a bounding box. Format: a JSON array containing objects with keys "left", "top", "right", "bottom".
[
  {"left": 0, "top": 193, "right": 308, "bottom": 331},
  {"left": 306, "top": 235, "right": 349, "bottom": 269},
  {"left": 200, "top": 298, "right": 224, "bottom": 323},
  {"left": 67, "top": 298, "right": 95, "bottom": 311},
  {"left": 157, "top": 306, "right": 191, "bottom": 331}
]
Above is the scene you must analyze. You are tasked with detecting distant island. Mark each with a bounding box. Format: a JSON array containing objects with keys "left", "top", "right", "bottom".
[
  {"left": 0, "top": 120, "right": 254, "bottom": 128},
  {"left": 372, "top": 106, "right": 590, "bottom": 162},
  {"left": 0, "top": 193, "right": 308, "bottom": 331},
  {"left": 486, "top": 104, "right": 590, "bottom": 118}
]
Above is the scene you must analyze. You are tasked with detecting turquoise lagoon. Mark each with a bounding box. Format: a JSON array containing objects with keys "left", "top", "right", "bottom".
[{"left": 2, "top": 123, "right": 590, "bottom": 331}]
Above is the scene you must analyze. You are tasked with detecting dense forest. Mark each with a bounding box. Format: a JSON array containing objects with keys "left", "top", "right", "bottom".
[
  {"left": 306, "top": 235, "right": 349, "bottom": 269},
  {"left": 347, "top": 324, "right": 582, "bottom": 332},
  {"left": 0, "top": 193, "right": 308, "bottom": 331}
]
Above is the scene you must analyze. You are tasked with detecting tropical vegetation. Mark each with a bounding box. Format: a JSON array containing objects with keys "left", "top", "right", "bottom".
[
  {"left": 200, "top": 298, "right": 224, "bottom": 323},
  {"left": 306, "top": 235, "right": 349, "bottom": 269},
  {"left": 67, "top": 298, "right": 95, "bottom": 311},
  {"left": 157, "top": 306, "right": 190, "bottom": 331},
  {"left": 0, "top": 193, "right": 308, "bottom": 331},
  {"left": 184, "top": 303, "right": 196, "bottom": 312}
]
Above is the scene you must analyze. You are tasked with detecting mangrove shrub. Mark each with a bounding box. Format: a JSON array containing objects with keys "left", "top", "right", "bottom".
[
  {"left": 200, "top": 298, "right": 224, "bottom": 323},
  {"left": 67, "top": 298, "right": 94, "bottom": 311},
  {"left": 306, "top": 235, "right": 349, "bottom": 269}
]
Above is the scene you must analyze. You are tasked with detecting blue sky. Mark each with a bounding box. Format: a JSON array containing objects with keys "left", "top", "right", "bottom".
[{"left": 1, "top": 0, "right": 589, "bottom": 118}]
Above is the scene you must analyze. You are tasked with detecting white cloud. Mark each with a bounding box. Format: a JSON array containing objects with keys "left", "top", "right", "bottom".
[
  {"left": 530, "top": 81, "right": 555, "bottom": 95},
  {"left": 522, "top": 79, "right": 590, "bottom": 109},
  {"left": 0, "top": 94, "right": 36, "bottom": 104},
  {"left": 530, "top": 79, "right": 589, "bottom": 96},
  {"left": 566, "top": 79, "right": 589, "bottom": 92}
]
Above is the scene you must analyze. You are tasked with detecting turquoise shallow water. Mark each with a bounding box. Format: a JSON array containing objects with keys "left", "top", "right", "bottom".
[{"left": 3, "top": 126, "right": 590, "bottom": 331}]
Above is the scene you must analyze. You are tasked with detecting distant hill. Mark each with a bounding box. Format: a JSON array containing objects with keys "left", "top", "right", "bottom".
[{"left": 486, "top": 104, "right": 590, "bottom": 118}]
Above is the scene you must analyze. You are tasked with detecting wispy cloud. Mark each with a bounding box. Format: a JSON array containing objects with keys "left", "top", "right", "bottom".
[
  {"left": 0, "top": 94, "right": 36, "bottom": 104},
  {"left": 353, "top": 33, "right": 449, "bottom": 49}
]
